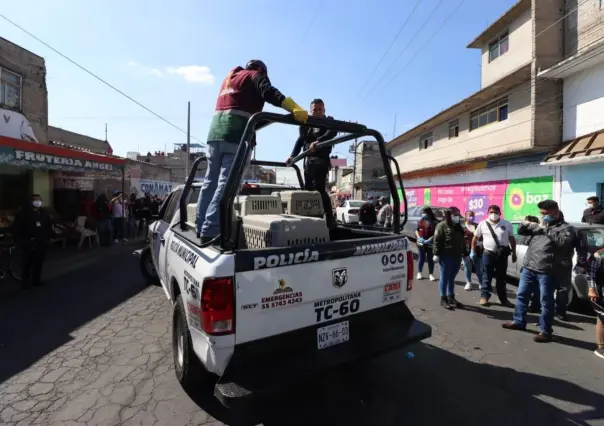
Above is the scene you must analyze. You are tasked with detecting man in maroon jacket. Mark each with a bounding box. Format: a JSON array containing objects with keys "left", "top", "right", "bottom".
[{"left": 195, "top": 60, "right": 308, "bottom": 243}]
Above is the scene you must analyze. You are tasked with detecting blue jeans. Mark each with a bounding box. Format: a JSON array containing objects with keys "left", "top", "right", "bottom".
[
  {"left": 195, "top": 141, "right": 238, "bottom": 237},
  {"left": 529, "top": 268, "right": 572, "bottom": 316},
  {"left": 438, "top": 254, "right": 461, "bottom": 297},
  {"left": 417, "top": 246, "right": 434, "bottom": 275},
  {"left": 513, "top": 268, "right": 555, "bottom": 335},
  {"left": 481, "top": 251, "right": 509, "bottom": 300},
  {"left": 463, "top": 255, "right": 483, "bottom": 284}
]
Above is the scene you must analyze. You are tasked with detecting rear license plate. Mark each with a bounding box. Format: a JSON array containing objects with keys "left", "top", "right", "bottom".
[{"left": 317, "top": 321, "right": 349, "bottom": 350}]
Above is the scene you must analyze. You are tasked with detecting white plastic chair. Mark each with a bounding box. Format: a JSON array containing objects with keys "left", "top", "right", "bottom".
[{"left": 75, "top": 216, "right": 99, "bottom": 249}]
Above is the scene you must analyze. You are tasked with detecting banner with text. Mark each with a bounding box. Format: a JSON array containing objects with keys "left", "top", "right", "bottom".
[{"left": 396, "top": 176, "right": 553, "bottom": 220}]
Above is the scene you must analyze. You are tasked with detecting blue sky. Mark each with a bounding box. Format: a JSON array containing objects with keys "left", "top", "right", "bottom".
[{"left": 3, "top": 0, "right": 517, "bottom": 167}]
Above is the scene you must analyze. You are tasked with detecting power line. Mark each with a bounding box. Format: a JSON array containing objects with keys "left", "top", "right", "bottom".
[
  {"left": 355, "top": 0, "right": 422, "bottom": 98},
  {"left": 362, "top": 0, "right": 447, "bottom": 101},
  {"left": 0, "top": 12, "right": 206, "bottom": 147},
  {"left": 373, "top": 0, "right": 592, "bottom": 101},
  {"left": 389, "top": 31, "right": 604, "bottom": 167},
  {"left": 376, "top": 0, "right": 466, "bottom": 98},
  {"left": 301, "top": 0, "right": 324, "bottom": 41}
]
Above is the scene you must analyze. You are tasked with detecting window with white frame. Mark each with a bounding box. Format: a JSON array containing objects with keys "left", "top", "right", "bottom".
[
  {"left": 0, "top": 68, "right": 22, "bottom": 110},
  {"left": 488, "top": 30, "right": 509, "bottom": 62},
  {"left": 469, "top": 97, "right": 508, "bottom": 131},
  {"left": 448, "top": 119, "right": 459, "bottom": 138},
  {"left": 419, "top": 132, "right": 433, "bottom": 150}
]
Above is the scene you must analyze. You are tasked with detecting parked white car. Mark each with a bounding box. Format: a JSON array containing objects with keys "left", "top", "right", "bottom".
[{"left": 336, "top": 200, "right": 365, "bottom": 224}]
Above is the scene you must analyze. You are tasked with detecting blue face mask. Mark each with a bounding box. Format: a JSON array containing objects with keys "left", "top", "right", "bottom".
[
  {"left": 542, "top": 215, "right": 555, "bottom": 223},
  {"left": 422, "top": 215, "right": 428, "bottom": 220}
]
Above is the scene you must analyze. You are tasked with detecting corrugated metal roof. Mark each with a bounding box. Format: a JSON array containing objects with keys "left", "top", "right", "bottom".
[{"left": 543, "top": 130, "right": 604, "bottom": 164}]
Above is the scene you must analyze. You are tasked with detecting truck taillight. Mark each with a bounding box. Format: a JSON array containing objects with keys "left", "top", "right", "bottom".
[
  {"left": 200, "top": 277, "right": 234, "bottom": 335},
  {"left": 406, "top": 251, "right": 414, "bottom": 291}
]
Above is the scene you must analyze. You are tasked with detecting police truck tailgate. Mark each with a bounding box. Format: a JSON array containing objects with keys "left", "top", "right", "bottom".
[{"left": 233, "top": 237, "right": 413, "bottom": 345}]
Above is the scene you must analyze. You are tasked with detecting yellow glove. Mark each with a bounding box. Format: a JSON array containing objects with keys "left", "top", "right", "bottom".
[{"left": 281, "top": 97, "right": 308, "bottom": 123}]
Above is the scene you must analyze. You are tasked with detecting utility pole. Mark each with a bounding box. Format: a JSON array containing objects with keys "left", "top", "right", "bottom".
[
  {"left": 351, "top": 121, "right": 359, "bottom": 199},
  {"left": 104, "top": 123, "right": 108, "bottom": 141},
  {"left": 392, "top": 114, "right": 397, "bottom": 138},
  {"left": 185, "top": 101, "right": 191, "bottom": 178}
]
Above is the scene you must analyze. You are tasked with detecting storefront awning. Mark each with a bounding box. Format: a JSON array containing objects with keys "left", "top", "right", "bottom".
[
  {"left": 0, "top": 136, "right": 126, "bottom": 173},
  {"left": 541, "top": 130, "right": 604, "bottom": 166}
]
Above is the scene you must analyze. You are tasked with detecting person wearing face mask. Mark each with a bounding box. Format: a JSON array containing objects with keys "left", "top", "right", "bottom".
[
  {"left": 502, "top": 200, "right": 583, "bottom": 343},
  {"left": 472, "top": 205, "right": 517, "bottom": 308},
  {"left": 415, "top": 207, "right": 437, "bottom": 281},
  {"left": 586, "top": 248, "right": 604, "bottom": 359},
  {"left": 432, "top": 206, "right": 467, "bottom": 310},
  {"left": 287, "top": 99, "right": 337, "bottom": 227},
  {"left": 462, "top": 210, "right": 483, "bottom": 291},
  {"left": 582, "top": 196, "right": 604, "bottom": 225},
  {"left": 12, "top": 194, "right": 53, "bottom": 289}
]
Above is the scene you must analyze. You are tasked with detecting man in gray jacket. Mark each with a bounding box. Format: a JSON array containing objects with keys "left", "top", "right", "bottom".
[{"left": 502, "top": 200, "right": 579, "bottom": 342}]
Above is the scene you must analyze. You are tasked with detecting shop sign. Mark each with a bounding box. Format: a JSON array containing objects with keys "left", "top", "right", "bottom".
[
  {"left": 0, "top": 142, "right": 121, "bottom": 174},
  {"left": 129, "top": 178, "right": 174, "bottom": 197},
  {"left": 53, "top": 176, "right": 95, "bottom": 191}
]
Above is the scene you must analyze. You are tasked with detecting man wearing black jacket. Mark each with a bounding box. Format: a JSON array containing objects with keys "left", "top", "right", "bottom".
[
  {"left": 287, "top": 99, "right": 337, "bottom": 227},
  {"left": 12, "top": 194, "right": 53, "bottom": 288}
]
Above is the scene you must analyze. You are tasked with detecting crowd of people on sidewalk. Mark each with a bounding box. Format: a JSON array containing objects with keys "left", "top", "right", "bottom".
[{"left": 412, "top": 196, "right": 604, "bottom": 356}]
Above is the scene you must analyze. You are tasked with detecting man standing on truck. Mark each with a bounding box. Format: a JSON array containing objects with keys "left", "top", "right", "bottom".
[
  {"left": 287, "top": 99, "right": 337, "bottom": 227},
  {"left": 196, "top": 60, "right": 308, "bottom": 243}
]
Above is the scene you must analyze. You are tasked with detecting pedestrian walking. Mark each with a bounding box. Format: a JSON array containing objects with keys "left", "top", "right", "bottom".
[
  {"left": 502, "top": 200, "right": 579, "bottom": 343},
  {"left": 377, "top": 196, "right": 393, "bottom": 228},
  {"left": 473, "top": 204, "right": 517, "bottom": 307},
  {"left": 432, "top": 206, "right": 466, "bottom": 310},
  {"left": 195, "top": 59, "right": 307, "bottom": 243},
  {"left": 415, "top": 207, "right": 437, "bottom": 282},
  {"left": 462, "top": 210, "right": 483, "bottom": 291},
  {"left": 95, "top": 194, "right": 113, "bottom": 247},
  {"left": 287, "top": 99, "right": 337, "bottom": 227},
  {"left": 111, "top": 191, "right": 128, "bottom": 243},
  {"left": 586, "top": 248, "right": 604, "bottom": 359},
  {"left": 12, "top": 194, "right": 53, "bottom": 289},
  {"left": 582, "top": 196, "right": 604, "bottom": 225}
]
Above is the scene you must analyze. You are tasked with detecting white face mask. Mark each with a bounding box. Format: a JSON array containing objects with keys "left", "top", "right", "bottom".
[
  {"left": 588, "top": 203, "right": 594, "bottom": 208},
  {"left": 451, "top": 215, "right": 460, "bottom": 224},
  {"left": 489, "top": 213, "right": 500, "bottom": 221},
  {"left": 32, "top": 200, "right": 42, "bottom": 208}
]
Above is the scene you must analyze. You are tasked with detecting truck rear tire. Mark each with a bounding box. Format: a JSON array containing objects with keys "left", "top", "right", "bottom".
[
  {"left": 140, "top": 246, "right": 159, "bottom": 286},
  {"left": 172, "top": 295, "right": 212, "bottom": 392}
]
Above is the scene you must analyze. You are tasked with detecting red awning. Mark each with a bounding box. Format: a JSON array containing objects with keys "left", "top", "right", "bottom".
[{"left": 0, "top": 136, "right": 126, "bottom": 173}]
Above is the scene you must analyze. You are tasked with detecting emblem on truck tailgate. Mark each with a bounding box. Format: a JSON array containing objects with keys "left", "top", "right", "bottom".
[{"left": 332, "top": 268, "right": 348, "bottom": 288}]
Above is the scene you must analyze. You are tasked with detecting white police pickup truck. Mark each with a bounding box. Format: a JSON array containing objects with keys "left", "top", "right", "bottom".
[{"left": 136, "top": 113, "right": 431, "bottom": 407}]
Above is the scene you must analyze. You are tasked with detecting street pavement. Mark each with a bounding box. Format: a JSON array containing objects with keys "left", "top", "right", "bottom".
[{"left": 1, "top": 249, "right": 604, "bottom": 426}]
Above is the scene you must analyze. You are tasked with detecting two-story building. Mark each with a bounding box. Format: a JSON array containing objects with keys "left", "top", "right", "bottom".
[
  {"left": 538, "top": 0, "right": 604, "bottom": 220},
  {"left": 388, "top": 0, "right": 566, "bottom": 222}
]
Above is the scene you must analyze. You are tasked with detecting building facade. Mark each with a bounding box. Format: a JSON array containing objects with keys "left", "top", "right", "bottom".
[
  {"left": 538, "top": 0, "right": 604, "bottom": 221},
  {"left": 388, "top": 0, "right": 566, "bottom": 220}
]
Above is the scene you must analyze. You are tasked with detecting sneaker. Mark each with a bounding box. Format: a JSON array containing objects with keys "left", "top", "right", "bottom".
[
  {"left": 440, "top": 296, "right": 453, "bottom": 310},
  {"left": 556, "top": 314, "right": 568, "bottom": 322},
  {"left": 533, "top": 333, "right": 552, "bottom": 343},
  {"left": 464, "top": 282, "right": 472, "bottom": 291},
  {"left": 429, "top": 274, "right": 436, "bottom": 282},
  {"left": 416, "top": 273, "right": 423, "bottom": 280},
  {"left": 594, "top": 348, "right": 604, "bottom": 359},
  {"left": 114, "top": 239, "right": 119, "bottom": 243},
  {"left": 502, "top": 322, "right": 526, "bottom": 331},
  {"left": 123, "top": 238, "right": 129, "bottom": 242},
  {"left": 479, "top": 298, "right": 490, "bottom": 307}
]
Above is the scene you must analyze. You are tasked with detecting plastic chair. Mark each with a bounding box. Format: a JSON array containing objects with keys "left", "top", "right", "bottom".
[{"left": 75, "top": 216, "right": 99, "bottom": 249}]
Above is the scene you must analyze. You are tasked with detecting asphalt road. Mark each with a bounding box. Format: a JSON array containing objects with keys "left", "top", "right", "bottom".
[{"left": 1, "top": 248, "right": 603, "bottom": 426}]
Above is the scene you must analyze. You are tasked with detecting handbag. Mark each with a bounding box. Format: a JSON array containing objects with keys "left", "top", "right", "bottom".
[{"left": 485, "top": 221, "right": 511, "bottom": 257}]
